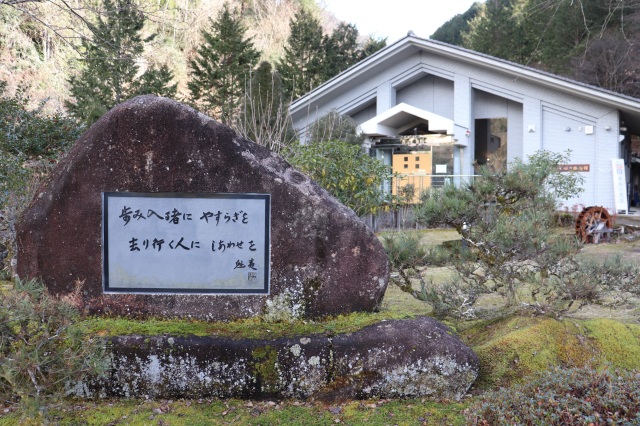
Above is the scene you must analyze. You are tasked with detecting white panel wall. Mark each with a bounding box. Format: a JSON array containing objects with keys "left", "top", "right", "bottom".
[
  {"left": 507, "top": 101, "right": 523, "bottom": 162},
  {"left": 522, "top": 96, "right": 543, "bottom": 158},
  {"left": 542, "top": 107, "right": 597, "bottom": 209},
  {"left": 397, "top": 76, "right": 433, "bottom": 110},
  {"left": 454, "top": 75, "right": 473, "bottom": 176},
  {"left": 377, "top": 81, "right": 396, "bottom": 114},
  {"left": 350, "top": 103, "right": 377, "bottom": 126},
  {"left": 433, "top": 78, "right": 455, "bottom": 119},
  {"left": 291, "top": 54, "right": 423, "bottom": 131},
  {"left": 395, "top": 75, "right": 454, "bottom": 119},
  {"left": 595, "top": 109, "right": 624, "bottom": 211},
  {"left": 474, "top": 90, "right": 508, "bottom": 118}
]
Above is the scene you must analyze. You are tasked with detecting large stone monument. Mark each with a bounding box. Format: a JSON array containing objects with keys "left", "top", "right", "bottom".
[
  {"left": 17, "top": 95, "right": 388, "bottom": 321},
  {"left": 16, "top": 96, "right": 479, "bottom": 399}
]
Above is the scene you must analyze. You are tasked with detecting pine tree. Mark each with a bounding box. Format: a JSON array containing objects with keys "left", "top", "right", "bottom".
[
  {"left": 431, "top": 3, "right": 480, "bottom": 46},
  {"left": 188, "top": 3, "right": 260, "bottom": 125},
  {"left": 277, "top": 9, "right": 324, "bottom": 100},
  {"left": 66, "top": 0, "right": 176, "bottom": 126}
]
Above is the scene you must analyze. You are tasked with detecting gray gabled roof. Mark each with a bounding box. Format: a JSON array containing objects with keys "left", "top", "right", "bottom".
[{"left": 290, "top": 34, "right": 640, "bottom": 131}]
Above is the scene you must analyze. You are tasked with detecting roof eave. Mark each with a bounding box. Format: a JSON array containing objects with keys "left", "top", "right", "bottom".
[{"left": 290, "top": 35, "right": 640, "bottom": 117}]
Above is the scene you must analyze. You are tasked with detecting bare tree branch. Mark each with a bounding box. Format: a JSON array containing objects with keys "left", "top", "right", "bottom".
[{"left": 0, "top": 0, "right": 42, "bottom": 5}]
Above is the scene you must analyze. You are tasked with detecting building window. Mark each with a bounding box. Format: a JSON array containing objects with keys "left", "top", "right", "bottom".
[
  {"left": 404, "top": 164, "right": 408, "bottom": 169},
  {"left": 416, "top": 164, "right": 420, "bottom": 169},
  {"left": 415, "top": 156, "right": 420, "bottom": 161},
  {"left": 404, "top": 156, "right": 408, "bottom": 161}
]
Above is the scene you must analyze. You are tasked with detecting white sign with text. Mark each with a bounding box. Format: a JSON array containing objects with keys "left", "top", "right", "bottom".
[{"left": 103, "top": 192, "right": 270, "bottom": 294}]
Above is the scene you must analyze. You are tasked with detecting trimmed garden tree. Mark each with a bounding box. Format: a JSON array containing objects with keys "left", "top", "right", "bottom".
[{"left": 414, "top": 151, "right": 588, "bottom": 317}]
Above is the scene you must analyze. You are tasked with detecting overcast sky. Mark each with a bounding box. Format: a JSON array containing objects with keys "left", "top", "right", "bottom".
[{"left": 320, "top": 0, "right": 479, "bottom": 43}]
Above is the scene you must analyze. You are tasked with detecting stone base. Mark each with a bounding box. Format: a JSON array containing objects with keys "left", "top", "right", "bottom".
[{"left": 73, "top": 317, "right": 479, "bottom": 400}]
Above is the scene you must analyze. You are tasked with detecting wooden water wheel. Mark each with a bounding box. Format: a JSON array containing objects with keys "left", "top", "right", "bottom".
[{"left": 574, "top": 206, "right": 613, "bottom": 243}]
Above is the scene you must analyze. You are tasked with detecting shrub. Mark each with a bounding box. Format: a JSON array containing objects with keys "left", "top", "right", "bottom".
[
  {"left": 306, "top": 110, "right": 362, "bottom": 145},
  {"left": 287, "top": 140, "right": 391, "bottom": 216},
  {"left": 552, "top": 254, "right": 640, "bottom": 310},
  {"left": 0, "top": 81, "right": 81, "bottom": 161},
  {"left": 0, "top": 279, "right": 106, "bottom": 416},
  {"left": 467, "top": 366, "right": 640, "bottom": 425},
  {"left": 552, "top": 210, "right": 575, "bottom": 227}
]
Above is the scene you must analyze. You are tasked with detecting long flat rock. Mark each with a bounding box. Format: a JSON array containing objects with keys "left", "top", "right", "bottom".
[{"left": 72, "top": 317, "right": 479, "bottom": 400}]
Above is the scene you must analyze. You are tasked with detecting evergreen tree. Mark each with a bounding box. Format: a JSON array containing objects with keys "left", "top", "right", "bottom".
[
  {"left": 459, "top": 0, "right": 640, "bottom": 93},
  {"left": 279, "top": 11, "right": 386, "bottom": 100},
  {"left": 322, "top": 22, "right": 360, "bottom": 81},
  {"left": 188, "top": 3, "right": 260, "bottom": 125},
  {"left": 359, "top": 35, "right": 387, "bottom": 60},
  {"left": 277, "top": 9, "right": 324, "bottom": 100},
  {"left": 463, "top": 0, "right": 533, "bottom": 64},
  {"left": 66, "top": 0, "right": 176, "bottom": 126},
  {"left": 431, "top": 2, "right": 480, "bottom": 46}
]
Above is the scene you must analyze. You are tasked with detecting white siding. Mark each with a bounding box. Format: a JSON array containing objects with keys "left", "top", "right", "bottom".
[
  {"left": 291, "top": 54, "right": 423, "bottom": 129},
  {"left": 542, "top": 107, "right": 597, "bottom": 208},
  {"left": 396, "top": 75, "right": 454, "bottom": 119},
  {"left": 507, "top": 101, "right": 523, "bottom": 162},
  {"left": 472, "top": 89, "right": 524, "bottom": 164},
  {"left": 350, "top": 103, "right": 377, "bottom": 126},
  {"left": 433, "top": 78, "right": 455, "bottom": 119},
  {"left": 522, "top": 96, "right": 543, "bottom": 158},
  {"left": 454, "top": 75, "right": 473, "bottom": 175},
  {"left": 474, "top": 90, "right": 509, "bottom": 118},
  {"left": 396, "top": 76, "right": 433, "bottom": 110}
]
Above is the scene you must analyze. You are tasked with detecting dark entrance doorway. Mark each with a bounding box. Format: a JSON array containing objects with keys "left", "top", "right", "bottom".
[{"left": 475, "top": 118, "right": 508, "bottom": 172}]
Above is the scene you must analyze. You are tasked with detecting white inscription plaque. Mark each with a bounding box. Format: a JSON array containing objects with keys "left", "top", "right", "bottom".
[{"left": 103, "top": 192, "right": 270, "bottom": 294}]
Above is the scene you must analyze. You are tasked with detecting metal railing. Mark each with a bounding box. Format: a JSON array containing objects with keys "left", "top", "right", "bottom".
[{"left": 391, "top": 174, "right": 479, "bottom": 203}]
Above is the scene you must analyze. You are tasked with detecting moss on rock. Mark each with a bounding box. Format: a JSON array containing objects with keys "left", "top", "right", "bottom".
[
  {"left": 80, "top": 309, "right": 415, "bottom": 340},
  {"left": 252, "top": 346, "right": 281, "bottom": 393}
]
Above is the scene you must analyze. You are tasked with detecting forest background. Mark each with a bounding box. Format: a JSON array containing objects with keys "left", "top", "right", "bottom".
[{"left": 2, "top": 0, "right": 639, "bottom": 125}]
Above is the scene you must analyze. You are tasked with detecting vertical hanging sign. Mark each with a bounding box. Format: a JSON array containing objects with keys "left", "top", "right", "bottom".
[
  {"left": 102, "top": 192, "right": 270, "bottom": 294},
  {"left": 611, "top": 159, "right": 628, "bottom": 214}
]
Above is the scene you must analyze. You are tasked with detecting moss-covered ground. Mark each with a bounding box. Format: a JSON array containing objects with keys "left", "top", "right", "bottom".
[
  {"left": 3, "top": 227, "right": 640, "bottom": 424},
  {"left": 0, "top": 398, "right": 469, "bottom": 425}
]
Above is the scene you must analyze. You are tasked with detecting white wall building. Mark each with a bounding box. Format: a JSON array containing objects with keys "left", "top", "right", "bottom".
[{"left": 290, "top": 34, "right": 640, "bottom": 212}]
